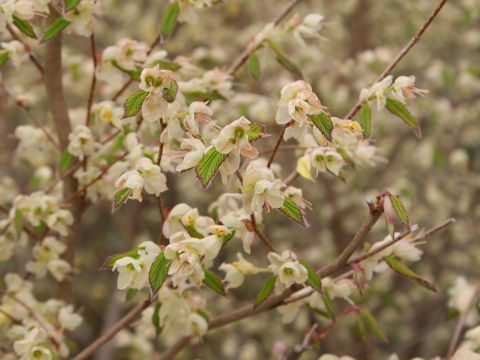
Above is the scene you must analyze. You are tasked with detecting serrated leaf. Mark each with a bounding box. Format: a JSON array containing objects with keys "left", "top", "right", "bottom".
[
  {"left": 126, "top": 288, "right": 137, "bottom": 302},
  {"left": 14, "top": 210, "right": 22, "bottom": 235},
  {"left": 248, "top": 53, "right": 261, "bottom": 78},
  {"left": 389, "top": 195, "right": 410, "bottom": 230},
  {"left": 0, "top": 51, "right": 9, "bottom": 67},
  {"left": 359, "top": 309, "right": 388, "bottom": 343},
  {"left": 203, "top": 268, "right": 226, "bottom": 296},
  {"left": 385, "top": 97, "right": 421, "bottom": 138},
  {"left": 101, "top": 249, "right": 140, "bottom": 269},
  {"left": 65, "top": 0, "right": 82, "bottom": 10},
  {"left": 42, "top": 17, "right": 70, "bottom": 42},
  {"left": 255, "top": 275, "right": 276, "bottom": 307},
  {"left": 247, "top": 123, "right": 266, "bottom": 141},
  {"left": 13, "top": 15, "right": 36, "bottom": 38},
  {"left": 60, "top": 150, "right": 75, "bottom": 174},
  {"left": 161, "top": 3, "right": 179, "bottom": 38},
  {"left": 112, "top": 188, "right": 133, "bottom": 212},
  {"left": 152, "top": 302, "right": 163, "bottom": 336},
  {"left": 300, "top": 261, "right": 321, "bottom": 292},
  {"left": 384, "top": 256, "right": 437, "bottom": 293},
  {"left": 195, "top": 147, "right": 228, "bottom": 190},
  {"left": 323, "top": 288, "right": 336, "bottom": 319},
  {"left": 278, "top": 197, "right": 308, "bottom": 227},
  {"left": 111, "top": 59, "right": 142, "bottom": 81},
  {"left": 163, "top": 79, "right": 178, "bottom": 103},
  {"left": 309, "top": 112, "right": 333, "bottom": 142},
  {"left": 183, "top": 90, "right": 226, "bottom": 102},
  {"left": 360, "top": 104, "right": 371, "bottom": 138},
  {"left": 149, "top": 252, "right": 172, "bottom": 294},
  {"left": 123, "top": 90, "right": 149, "bottom": 118}
]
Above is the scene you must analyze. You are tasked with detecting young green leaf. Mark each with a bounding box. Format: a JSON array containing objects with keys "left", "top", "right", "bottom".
[
  {"left": 60, "top": 150, "right": 75, "bottom": 174},
  {"left": 152, "top": 302, "right": 163, "bottom": 336},
  {"left": 184, "top": 224, "right": 204, "bottom": 239},
  {"left": 255, "top": 275, "right": 276, "bottom": 307},
  {"left": 126, "top": 288, "right": 137, "bottom": 302},
  {"left": 247, "top": 123, "right": 266, "bottom": 141},
  {"left": 13, "top": 15, "right": 36, "bottom": 38},
  {"left": 385, "top": 97, "right": 421, "bottom": 138},
  {"left": 248, "top": 53, "right": 261, "bottom": 78},
  {"left": 389, "top": 195, "right": 410, "bottom": 230},
  {"left": 384, "top": 256, "right": 437, "bottom": 292},
  {"left": 111, "top": 59, "right": 142, "bottom": 81},
  {"left": 100, "top": 249, "right": 140, "bottom": 269},
  {"left": 149, "top": 252, "right": 172, "bottom": 294},
  {"left": 359, "top": 309, "right": 388, "bottom": 342},
  {"left": 203, "top": 268, "right": 226, "bottom": 296},
  {"left": 278, "top": 197, "right": 308, "bottom": 228},
  {"left": 42, "top": 17, "right": 71, "bottom": 42},
  {"left": 182, "top": 90, "right": 226, "bottom": 102},
  {"left": 162, "top": 79, "right": 178, "bottom": 103},
  {"left": 309, "top": 112, "right": 333, "bottom": 142},
  {"left": 300, "top": 261, "right": 321, "bottom": 292},
  {"left": 360, "top": 104, "right": 372, "bottom": 138},
  {"left": 267, "top": 40, "right": 302, "bottom": 78},
  {"left": 152, "top": 60, "right": 181, "bottom": 71},
  {"left": 161, "top": 3, "right": 179, "bottom": 38},
  {"left": 112, "top": 188, "right": 133, "bottom": 212},
  {"left": 65, "top": 0, "right": 82, "bottom": 10},
  {"left": 123, "top": 90, "right": 149, "bottom": 118},
  {"left": 323, "top": 288, "right": 336, "bottom": 319},
  {"left": 0, "top": 51, "right": 9, "bottom": 67},
  {"left": 195, "top": 147, "right": 228, "bottom": 190}
]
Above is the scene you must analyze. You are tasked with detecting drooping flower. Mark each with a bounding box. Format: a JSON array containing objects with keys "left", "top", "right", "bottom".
[
  {"left": 267, "top": 250, "right": 308, "bottom": 293},
  {"left": 213, "top": 116, "right": 258, "bottom": 158}
]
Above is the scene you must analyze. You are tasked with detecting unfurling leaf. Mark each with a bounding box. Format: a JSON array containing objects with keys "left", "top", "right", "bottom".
[
  {"left": 149, "top": 252, "right": 172, "bottom": 294},
  {"left": 42, "top": 17, "right": 71, "bottom": 42},
  {"left": 248, "top": 53, "right": 261, "bottom": 78},
  {"left": 112, "top": 188, "right": 133, "bottom": 212},
  {"left": 255, "top": 275, "right": 276, "bottom": 307},
  {"left": 279, "top": 197, "right": 308, "bottom": 227},
  {"left": 162, "top": 79, "right": 178, "bottom": 103},
  {"left": 13, "top": 15, "right": 36, "bottom": 38},
  {"left": 389, "top": 195, "right": 410, "bottom": 231},
  {"left": 161, "top": 3, "right": 180, "bottom": 38},
  {"left": 359, "top": 309, "right": 388, "bottom": 342},
  {"left": 309, "top": 112, "right": 333, "bottom": 142},
  {"left": 300, "top": 261, "right": 321, "bottom": 292},
  {"left": 385, "top": 97, "right": 421, "bottom": 138},
  {"left": 123, "top": 90, "right": 149, "bottom": 118},
  {"left": 247, "top": 123, "right": 266, "bottom": 141},
  {"left": 101, "top": 249, "right": 140, "bottom": 269},
  {"left": 384, "top": 256, "right": 437, "bottom": 292},
  {"left": 0, "top": 51, "right": 9, "bottom": 67},
  {"left": 203, "top": 268, "right": 226, "bottom": 296},
  {"left": 60, "top": 150, "right": 75, "bottom": 174},
  {"left": 195, "top": 147, "right": 228, "bottom": 190},
  {"left": 360, "top": 104, "right": 372, "bottom": 138}
]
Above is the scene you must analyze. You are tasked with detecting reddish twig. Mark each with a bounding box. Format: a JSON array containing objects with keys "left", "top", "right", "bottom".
[
  {"left": 86, "top": 33, "right": 98, "bottom": 126},
  {"left": 6, "top": 24, "right": 44, "bottom": 74}
]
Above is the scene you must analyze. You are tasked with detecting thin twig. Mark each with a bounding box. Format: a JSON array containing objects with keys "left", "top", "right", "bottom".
[
  {"left": 86, "top": 33, "right": 98, "bottom": 126},
  {"left": 446, "top": 281, "right": 480, "bottom": 359},
  {"left": 267, "top": 122, "right": 291, "bottom": 168},
  {"left": 284, "top": 170, "right": 299, "bottom": 185},
  {"left": 44, "top": 161, "right": 83, "bottom": 194},
  {"left": 283, "top": 324, "right": 318, "bottom": 360},
  {"left": 344, "top": 0, "right": 448, "bottom": 119},
  {"left": 250, "top": 213, "right": 277, "bottom": 252},
  {"left": 6, "top": 24, "right": 44, "bottom": 74}
]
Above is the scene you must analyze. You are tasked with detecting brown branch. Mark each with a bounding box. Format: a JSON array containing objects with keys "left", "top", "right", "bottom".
[
  {"left": 44, "top": 161, "right": 83, "bottom": 194},
  {"left": 250, "top": 213, "right": 277, "bottom": 252},
  {"left": 72, "top": 298, "right": 152, "bottom": 360},
  {"left": 6, "top": 24, "right": 44, "bottom": 74},
  {"left": 86, "top": 33, "right": 98, "bottom": 126},
  {"left": 267, "top": 122, "right": 291, "bottom": 168},
  {"left": 446, "top": 281, "right": 480, "bottom": 359},
  {"left": 344, "top": 0, "right": 448, "bottom": 119},
  {"left": 227, "top": 0, "right": 303, "bottom": 76},
  {"left": 284, "top": 170, "right": 299, "bottom": 186}
]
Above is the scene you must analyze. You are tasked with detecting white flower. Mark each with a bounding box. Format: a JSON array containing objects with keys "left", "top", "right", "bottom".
[
  {"left": 64, "top": 0, "right": 97, "bottom": 36},
  {"left": 318, "top": 355, "right": 356, "bottom": 360},
  {"left": 135, "top": 157, "right": 168, "bottom": 196},
  {"left": 390, "top": 75, "right": 428, "bottom": 104},
  {"left": 46, "top": 209, "right": 74, "bottom": 236},
  {"left": 1, "top": 40, "right": 27, "bottom": 68},
  {"left": 359, "top": 75, "right": 393, "bottom": 110},
  {"left": 267, "top": 250, "right": 308, "bottom": 293},
  {"left": 115, "top": 170, "right": 144, "bottom": 202},
  {"left": 139, "top": 65, "right": 173, "bottom": 94},
  {"left": 294, "top": 13, "right": 325, "bottom": 46},
  {"left": 184, "top": 101, "right": 214, "bottom": 135},
  {"left": 26, "top": 236, "right": 72, "bottom": 281},
  {"left": 141, "top": 93, "right": 168, "bottom": 122},
  {"left": 219, "top": 253, "right": 262, "bottom": 290},
  {"left": 176, "top": 135, "right": 205, "bottom": 172},
  {"left": 13, "top": 327, "right": 48, "bottom": 359},
  {"left": 68, "top": 125, "right": 95, "bottom": 160},
  {"left": 213, "top": 116, "right": 258, "bottom": 158},
  {"left": 58, "top": 305, "right": 83, "bottom": 331}
]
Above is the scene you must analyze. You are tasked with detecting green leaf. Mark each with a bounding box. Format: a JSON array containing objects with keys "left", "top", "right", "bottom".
[
  {"left": 152, "top": 302, "right": 163, "bottom": 336},
  {"left": 279, "top": 197, "right": 308, "bottom": 227},
  {"left": 384, "top": 256, "right": 437, "bottom": 293},
  {"left": 300, "top": 261, "right": 321, "bottom": 292},
  {"left": 14, "top": 210, "right": 22, "bottom": 235},
  {"left": 195, "top": 147, "right": 228, "bottom": 190},
  {"left": 359, "top": 309, "right": 388, "bottom": 343},
  {"left": 247, "top": 124, "right": 266, "bottom": 141},
  {"left": 203, "top": 268, "right": 226, "bottom": 296},
  {"left": 309, "top": 112, "right": 333, "bottom": 142},
  {"left": 123, "top": 90, "right": 149, "bottom": 118},
  {"left": 385, "top": 97, "right": 421, "bottom": 138},
  {"left": 65, "top": 0, "right": 82, "bottom": 10},
  {"left": 323, "top": 288, "right": 336, "bottom": 319},
  {"left": 248, "top": 53, "right": 261, "bottom": 78},
  {"left": 126, "top": 288, "right": 137, "bottom": 302},
  {"left": 267, "top": 40, "right": 302, "bottom": 77},
  {"left": 222, "top": 230, "right": 235, "bottom": 246},
  {"left": 13, "top": 15, "right": 36, "bottom": 38},
  {"left": 336, "top": 148, "right": 355, "bottom": 169},
  {"left": 162, "top": 79, "right": 178, "bottom": 103},
  {"left": 60, "top": 150, "right": 75, "bottom": 174},
  {"left": 161, "top": 3, "right": 179, "bottom": 38},
  {"left": 151, "top": 60, "right": 181, "bottom": 71},
  {"left": 112, "top": 188, "right": 133, "bottom": 212},
  {"left": 111, "top": 59, "right": 142, "bottom": 81},
  {"left": 184, "top": 224, "right": 204, "bottom": 239},
  {"left": 101, "top": 249, "right": 140, "bottom": 269},
  {"left": 389, "top": 195, "right": 410, "bottom": 230},
  {"left": 149, "top": 252, "right": 172, "bottom": 294},
  {"left": 360, "top": 104, "right": 371, "bottom": 138},
  {"left": 42, "top": 17, "right": 70, "bottom": 42},
  {"left": 0, "top": 51, "right": 9, "bottom": 67},
  {"left": 183, "top": 90, "right": 226, "bottom": 102},
  {"left": 196, "top": 309, "right": 209, "bottom": 322},
  {"left": 255, "top": 275, "right": 276, "bottom": 307}
]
